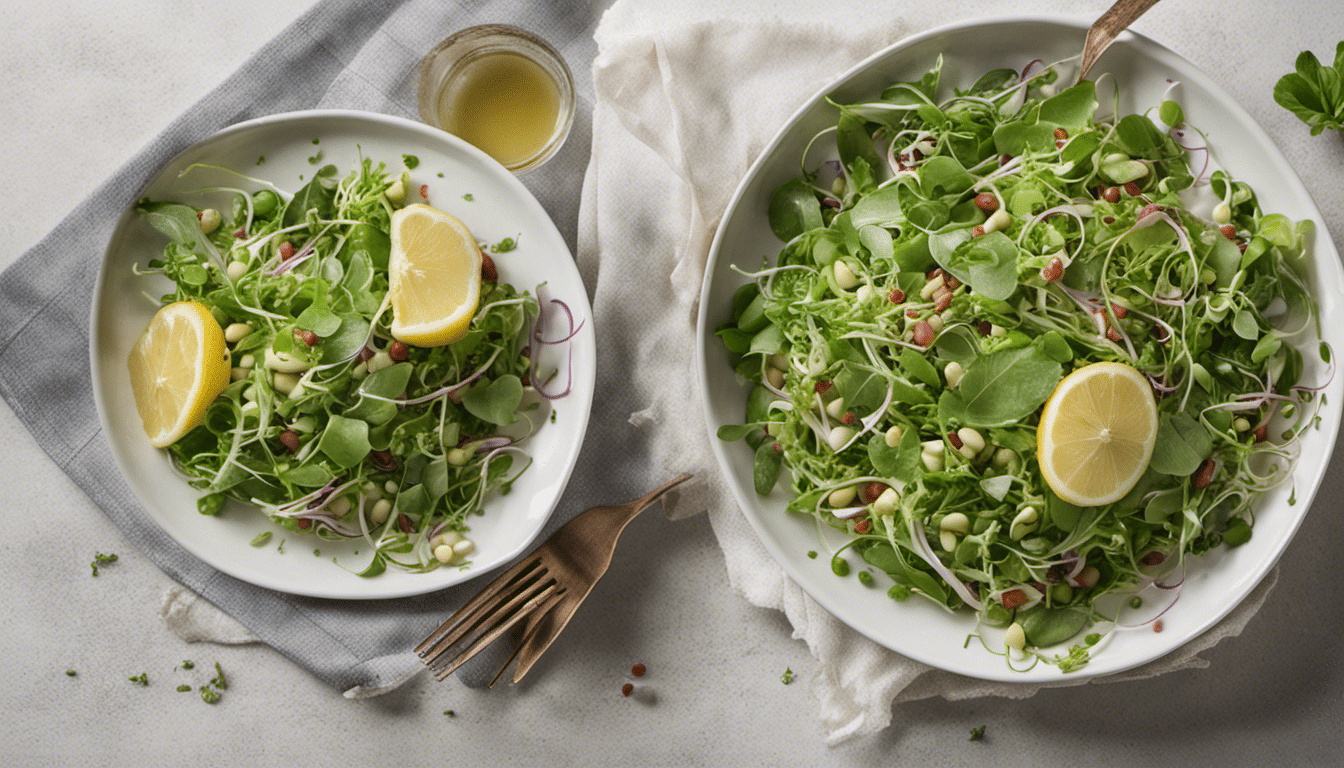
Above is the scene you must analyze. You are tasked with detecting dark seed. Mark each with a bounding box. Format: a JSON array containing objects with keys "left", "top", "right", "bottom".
[
  {"left": 388, "top": 341, "right": 409, "bottom": 362},
  {"left": 480, "top": 253, "right": 498, "bottom": 282},
  {"left": 370, "top": 450, "right": 397, "bottom": 472},
  {"left": 279, "top": 430, "right": 300, "bottom": 453}
]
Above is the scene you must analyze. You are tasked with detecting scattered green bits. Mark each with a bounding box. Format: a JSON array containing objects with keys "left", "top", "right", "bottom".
[
  {"left": 256, "top": 155, "right": 266, "bottom": 165},
  {"left": 181, "top": 660, "right": 195, "bottom": 670},
  {"left": 491, "top": 235, "right": 519, "bottom": 253},
  {"left": 308, "top": 151, "right": 324, "bottom": 165},
  {"left": 177, "top": 684, "right": 192, "bottom": 693},
  {"left": 90, "top": 552, "right": 119, "bottom": 577},
  {"left": 781, "top": 667, "right": 794, "bottom": 685},
  {"left": 807, "top": 550, "right": 818, "bottom": 559},
  {"left": 442, "top": 709, "right": 456, "bottom": 717},
  {"left": 312, "top": 138, "right": 320, "bottom": 145},
  {"left": 249, "top": 532, "right": 272, "bottom": 548},
  {"left": 200, "top": 686, "right": 221, "bottom": 704},
  {"left": 830, "top": 556, "right": 850, "bottom": 578},
  {"left": 402, "top": 154, "right": 420, "bottom": 169},
  {"left": 857, "top": 570, "right": 874, "bottom": 587},
  {"left": 65, "top": 669, "right": 77, "bottom": 677},
  {"left": 210, "top": 662, "right": 228, "bottom": 690},
  {"left": 463, "top": 193, "right": 474, "bottom": 201},
  {"left": 128, "top": 672, "right": 149, "bottom": 685},
  {"left": 969, "top": 725, "right": 986, "bottom": 741}
]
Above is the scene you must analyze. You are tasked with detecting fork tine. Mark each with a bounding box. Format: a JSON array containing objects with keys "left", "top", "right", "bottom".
[
  {"left": 429, "top": 582, "right": 566, "bottom": 680},
  {"left": 419, "top": 568, "right": 556, "bottom": 666},
  {"left": 486, "top": 589, "right": 568, "bottom": 688},
  {"left": 414, "top": 556, "right": 544, "bottom": 655},
  {"left": 510, "top": 599, "right": 583, "bottom": 684}
]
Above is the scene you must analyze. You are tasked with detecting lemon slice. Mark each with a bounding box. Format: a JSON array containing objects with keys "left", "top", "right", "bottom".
[
  {"left": 388, "top": 203, "right": 482, "bottom": 346},
  {"left": 1037, "top": 362, "right": 1158, "bottom": 507},
  {"left": 127, "top": 301, "right": 230, "bottom": 448}
]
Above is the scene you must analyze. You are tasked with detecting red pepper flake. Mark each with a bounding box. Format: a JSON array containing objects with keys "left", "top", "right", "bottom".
[
  {"left": 1238, "top": 241, "right": 1248, "bottom": 253},
  {"left": 905, "top": 309, "right": 920, "bottom": 319},
  {"left": 854, "top": 519, "right": 872, "bottom": 535},
  {"left": 1001, "top": 589, "right": 1027, "bottom": 609},
  {"left": 397, "top": 514, "right": 414, "bottom": 534},
  {"left": 814, "top": 380, "right": 833, "bottom": 394},
  {"left": 976, "top": 320, "right": 992, "bottom": 336},
  {"left": 631, "top": 664, "right": 646, "bottom": 678},
  {"left": 621, "top": 683, "right": 634, "bottom": 697},
  {"left": 279, "top": 241, "right": 296, "bottom": 261},
  {"left": 1153, "top": 619, "right": 1164, "bottom": 633},
  {"left": 999, "top": 153, "right": 1012, "bottom": 166},
  {"left": 1123, "top": 181, "right": 1142, "bottom": 197},
  {"left": 772, "top": 442, "right": 782, "bottom": 453},
  {"left": 521, "top": 346, "right": 531, "bottom": 359},
  {"left": 297, "top": 518, "right": 312, "bottom": 530},
  {"left": 419, "top": 184, "right": 429, "bottom": 199},
  {"left": 946, "top": 431, "right": 963, "bottom": 450},
  {"left": 841, "top": 412, "right": 857, "bottom": 426},
  {"left": 233, "top": 228, "right": 247, "bottom": 239}
]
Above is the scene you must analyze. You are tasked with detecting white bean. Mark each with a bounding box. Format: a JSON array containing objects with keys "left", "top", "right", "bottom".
[
  {"left": 871, "top": 487, "right": 900, "bottom": 516},
  {"left": 370, "top": 499, "right": 392, "bottom": 524},
  {"left": 825, "top": 397, "right": 847, "bottom": 420},
  {"left": 828, "top": 486, "right": 857, "bottom": 507},
  {"left": 944, "top": 361, "right": 965, "bottom": 389},
  {"left": 826, "top": 426, "right": 854, "bottom": 452},
  {"left": 833, "top": 260, "right": 860, "bottom": 290},
  {"left": 224, "top": 323, "right": 253, "bottom": 344},
  {"left": 884, "top": 425, "right": 903, "bottom": 448}
]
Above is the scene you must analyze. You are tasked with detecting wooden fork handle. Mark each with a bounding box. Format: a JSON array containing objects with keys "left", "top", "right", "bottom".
[{"left": 1077, "top": 0, "right": 1162, "bottom": 83}]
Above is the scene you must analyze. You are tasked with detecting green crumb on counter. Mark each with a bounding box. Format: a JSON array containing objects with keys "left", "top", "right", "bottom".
[
  {"left": 462, "top": 193, "right": 474, "bottom": 201},
  {"left": 969, "top": 725, "right": 986, "bottom": 741},
  {"left": 491, "top": 236, "right": 519, "bottom": 253},
  {"left": 308, "top": 151, "right": 324, "bottom": 165},
  {"left": 256, "top": 155, "right": 265, "bottom": 165},
  {"left": 177, "top": 684, "right": 192, "bottom": 693},
  {"left": 128, "top": 673, "right": 148, "bottom": 686},
  {"left": 250, "top": 532, "right": 272, "bottom": 547},
  {"left": 857, "top": 570, "right": 874, "bottom": 586},
  {"left": 200, "top": 686, "right": 221, "bottom": 704},
  {"left": 312, "top": 138, "right": 320, "bottom": 144},
  {"left": 807, "top": 550, "right": 818, "bottom": 559},
  {"left": 181, "top": 660, "right": 195, "bottom": 670},
  {"left": 210, "top": 662, "right": 228, "bottom": 690},
  {"left": 65, "top": 670, "right": 77, "bottom": 677},
  {"left": 780, "top": 667, "right": 794, "bottom": 685},
  {"left": 402, "top": 154, "right": 420, "bottom": 169},
  {"left": 90, "top": 552, "right": 119, "bottom": 577},
  {"left": 442, "top": 709, "right": 456, "bottom": 717}
]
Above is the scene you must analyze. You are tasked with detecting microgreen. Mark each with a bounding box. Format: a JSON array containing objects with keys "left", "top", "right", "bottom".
[{"left": 1274, "top": 42, "right": 1344, "bottom": 136}]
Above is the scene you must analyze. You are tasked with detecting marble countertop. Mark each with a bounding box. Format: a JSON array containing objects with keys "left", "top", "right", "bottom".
[{"left": 4, "top": 1, "right": 1343, "bottom": 765}]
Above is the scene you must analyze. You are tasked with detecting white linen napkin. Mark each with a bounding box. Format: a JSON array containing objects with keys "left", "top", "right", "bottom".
[{"left": 585, "top": 3, "right": 1277, "bottom": 744}]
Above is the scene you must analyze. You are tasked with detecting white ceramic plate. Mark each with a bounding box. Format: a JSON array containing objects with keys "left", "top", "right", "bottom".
[
  {"left": 91, "top": 110, "right": 595, "bottom": 600},
  {"left": 697, "top": 18, "right": 1343, "bottom": 681}
]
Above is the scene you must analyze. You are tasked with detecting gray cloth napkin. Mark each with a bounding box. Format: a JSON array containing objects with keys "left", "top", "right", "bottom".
[{"left": 0, "top": 0, "right": 629, "bottom": 694}]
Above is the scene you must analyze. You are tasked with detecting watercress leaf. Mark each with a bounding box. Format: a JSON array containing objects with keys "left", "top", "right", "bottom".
[
  {"left": 937, "top": 346, "right": 1062, "bottom": 427},
  {"left": 1158, "top": 99, "right": 1184, "bottom": 127},
  {"left": 280, "top": 464, "right": 333, "bottom": 488},
  {"left": 1045, "top": 486, "right": 1082, "bottom": 530},
  {"left": 317, "top": 415, "right": 372, "bottom": 469},
  {"left": 736, "top": 292, "right": 770, "bottom": 334},
  {"left": 423, "top": 457, "right": 450, "bottom": 502},
  {"left": 899, "top": 348, "right": 940, "bottom": 389},
  {"left": 357, "top": 551, "right": 387, "bottom": 578},
  {"left": 295, "top": 303, "right": 342, "bottom": 337},
  {"left": 1113, "top": 114, "right": 1165, "bottom": 159},
  {"left": 749, "top": 324, "right": 786, "bottom": 356},
  {"left": 1252, "top": 333, "right": 1282, "bottom": 364},
  {"left": 462, "top": 375, "right": 523, "bottom": 426},
  {"left": 394, "top": 483, "right": 430, "bottom": 519},
  {"left": 745, "top": 384, "right": 773, "bottom": 424},
  {"left": 1036, "top": 330, "right": 1073, "bottom": 362},
  {"left": 768, "top": 178, "right": 823, "bottom": 241},
  {"left": 344, "top": 362, "right": 413, "bottom": 425},
  {"left": 969, "top": 67, "right": 1017, "bottom": 94},
  {"left": 753, "top": 442, "right": 782, "bottom": 495},
  {"left": 837, "top": 112, "right": 885, "bottom": 184},
  {"left": 858, "top": 224, "right": 893, "bottom": 261},
  {"left": 1148, "top": 412, "right": 1212, "bottom": 475},
  {"left": 934, "top": 324, "right": 981, "bottom": 365},
  {"left": 716, "top": 327, "right": 753, "bottom": 355},
  {"left": 1143, "top": 488, "right": 1184, "bottom": 524},
  {"left": 918, "top": 156, "right": 975, "bottom": 197},
  {"left": 993, "top": 121, "right": 1056, "bottom": 156}
]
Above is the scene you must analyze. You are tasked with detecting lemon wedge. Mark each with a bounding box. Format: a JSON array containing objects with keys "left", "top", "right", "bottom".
[
  {"left": 388, "top": 203, "right": 482, "bottom": 346},
  {"left": 127, "top": 301, "right": 230, "bottom": 448},
  {"left": 1036, "top": 362, "right": 1158, "bottom": 507}
]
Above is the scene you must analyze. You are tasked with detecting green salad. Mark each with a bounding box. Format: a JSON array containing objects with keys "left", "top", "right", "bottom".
[
  {"left": 135, "top": 157, "right": 568, "bottom": 576},
  {"left": 716, "top": 58, "right": 1326, "bottom": 670}
]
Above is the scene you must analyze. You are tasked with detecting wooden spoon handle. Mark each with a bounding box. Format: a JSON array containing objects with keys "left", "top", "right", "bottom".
[{"left": 1077, "top": 0, "right": 1162, "bottom": 83}]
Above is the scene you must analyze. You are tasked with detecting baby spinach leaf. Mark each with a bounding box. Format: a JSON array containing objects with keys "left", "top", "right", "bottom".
[
  {"left": 283, "top": 165, "right": 339, "bottom": 227},
  {"left": 344, "top": 363, "right": 413, "bottom": 425},
  {"left": 1022, "top": 607, "right": 1089, "bottom": 647},
  {"left": 1037, "top": 81, "right": 1098, "bottom": 132},
  {"left": 280, "top": 465, "right": 334, "bottom": 488},
  {"left": 1232, "top": 309, "right": 1259, "bottom": 341},
  {"left": 837, "top": 112, "right": 884, "bottom": 186},
  {"left": 867, "top": 427, "right": 920, "bottom": 482},
  {"left": 849, "top": 184, "right": 904, "bottom": 228},
  {"left": 938, "top": 347, "right": 1062, "bottom": 427},
  {"left": 717, "top": 424, "right": 757, "bottom": 441},
  {"left": 969, "top": 68, "right": 1017, "bottom": 94},
  {"left": 768, "top": 178, "right": 823, "bottom": 241},
  {"left": 296, "top": 302, "right": 342, "bottom": 337},
  {"left": 748, "top": 324, "right": 786, "bottom": 356},
  {"left": 858, "top": 224, "right": 893, "bottom": 261},
  {"left": 137, "top": 201, "right": 217, "bottom": 259},
  {"left": 899, "top": 348, "right": 940, "bottom": 389},
  {"left": 317, "top": 415, "right": 372, "bottom": 469},
  {"left": 833, "top": 362, "right": 886, "bottom": 415},
  {"left": 754, "top": 442, "right": 782, "bottom": 494},
  {"left": 1273, "top": 43, "right": 1344, "bottom": 136},
  {"left": 319, "top": 316, "right": 371, "bottom": 364},
  {"left": 1148, "top": 412, "right": 1212, "bottom": 475},
  {"left": 1045, "top": 487, "right": 1083, "bottom": 529},
  {"left": 462, "top": 375, "right": 523, "bottom": 426},
  {"left": 935, "top": 231, "right": 1019, "bottom": 300},
  {"left": 918, "top": 156, "right": 974, "bottom": 197}
]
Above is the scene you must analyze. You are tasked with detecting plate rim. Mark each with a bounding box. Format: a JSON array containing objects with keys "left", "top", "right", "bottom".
[
  {"left": 695, "top": 16, "right": 1343, "bottom": 681},
  {"left": 89, "top": 108, "right": 597, "bottom": 600}
]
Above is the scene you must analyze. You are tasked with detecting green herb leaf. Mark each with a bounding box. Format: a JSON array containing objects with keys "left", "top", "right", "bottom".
[
  {"left": 938, "top": 347, "right": 1062, "bottom": 427},
  {"left": 462, "top": 375, "right": 524, "bottom": 426},
  {"left": 1149, "top": 412, "right": 1213, "bottom": 476},
  {"left": 317, "top": 415, "right": 372, "bottom": 468}
]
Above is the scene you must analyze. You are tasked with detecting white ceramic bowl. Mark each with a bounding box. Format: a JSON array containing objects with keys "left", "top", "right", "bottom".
[
  {"left": 697, "top": 18, "right": 1342, "bottom": 681},
  {"left": 91, "top": 110, "right": 595, "bottom": 599}
]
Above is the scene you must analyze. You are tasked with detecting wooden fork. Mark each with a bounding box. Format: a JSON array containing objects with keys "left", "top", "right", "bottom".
[{"left": 415, "top": 472, "right": 694, "bottom": 685}]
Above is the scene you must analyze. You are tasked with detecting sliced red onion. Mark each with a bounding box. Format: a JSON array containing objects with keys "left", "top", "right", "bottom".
[
  {"left": 473, "top": 436, "right": 513, "bottom": 453},
  {"left": 831, "top": 505, "right": 868, "bottom": 520},
  {"left": 909, "top": 513, "right": 984, "bottom": 610}
]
